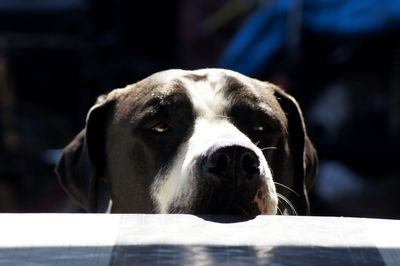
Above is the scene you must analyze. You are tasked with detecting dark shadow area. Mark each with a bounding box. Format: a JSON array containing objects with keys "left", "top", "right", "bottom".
[{"left": 1, "top": 245, "right": 390, "bottom": 265}]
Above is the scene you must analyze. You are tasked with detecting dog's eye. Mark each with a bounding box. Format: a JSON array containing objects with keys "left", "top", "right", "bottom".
[
  {"left": 151, "top": 123, "right": 170, "bottom": 133},
  {"left": 253, "top": 126, "right": 265, "bottom": 132}
]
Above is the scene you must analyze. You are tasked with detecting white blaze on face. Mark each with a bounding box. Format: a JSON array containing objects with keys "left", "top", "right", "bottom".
[{"left": 151, "top": 70, "right": 278, "bottom": 215}]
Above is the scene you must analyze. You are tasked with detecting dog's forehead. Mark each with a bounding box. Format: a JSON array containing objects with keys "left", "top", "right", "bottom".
[
  {"left": 113, "top": 69, "right": 283, "bottom": 122},
  {"left": 150, "top": 69, "right": 279, "bottom": 116}
]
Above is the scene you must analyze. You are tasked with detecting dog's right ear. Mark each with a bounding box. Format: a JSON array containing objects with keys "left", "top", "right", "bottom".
[
  {"left": 55, "top": 94, "right": 114, "bottom": 212},
  {"left": 272, "top": 87, "right": 318, "bottom": 215}
]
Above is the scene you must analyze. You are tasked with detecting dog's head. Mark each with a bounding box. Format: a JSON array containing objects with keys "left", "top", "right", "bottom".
[{"left": 56, "top": 69, "right": 317, "bottom": 218}]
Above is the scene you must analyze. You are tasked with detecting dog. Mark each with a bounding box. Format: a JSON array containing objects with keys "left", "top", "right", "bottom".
[{"left": 56, "top": 68, "right": 317, "bottom": 218}]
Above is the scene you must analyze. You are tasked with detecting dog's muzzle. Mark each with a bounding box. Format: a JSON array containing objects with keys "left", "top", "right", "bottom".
[{"left": 196, "top": 144, "right": 267, "bottom": 218}]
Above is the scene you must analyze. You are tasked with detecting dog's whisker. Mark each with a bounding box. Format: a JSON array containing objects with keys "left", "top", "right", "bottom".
[
  {"left": 254, "top": 141, "right": 261, "bottom": 147},
  {"left": 274, "top": 182, "right": 300, "bottom": 197},
  {"left": 215, "top": 115, "right": 231, "bottom": 119},
  {"left": 277, "top": 193, "right": 298, "bottom": 216},
  {"left": 276, "top": 206, "right": 283, "bottom": 215},
  {"left": 260, "top": 147, "right": 277, "bottom": 151}
]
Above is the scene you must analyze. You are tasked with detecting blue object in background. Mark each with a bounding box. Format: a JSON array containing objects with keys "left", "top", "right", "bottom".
[{"left": 218, "top": 0, "right": 400, "bottom": 76}]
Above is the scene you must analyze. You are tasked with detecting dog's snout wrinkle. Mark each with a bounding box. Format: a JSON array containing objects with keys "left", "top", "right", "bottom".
[{"left": 203, "top": 145, "right": 260, "bottom": 182}]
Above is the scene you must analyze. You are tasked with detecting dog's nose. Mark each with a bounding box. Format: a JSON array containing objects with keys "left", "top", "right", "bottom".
[{"left": 203, "top": 145, "right": 259, "bottom": 181}]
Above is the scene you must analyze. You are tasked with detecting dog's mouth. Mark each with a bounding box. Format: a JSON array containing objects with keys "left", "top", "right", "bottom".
[
  {"left": 220, "top": 187, "right": 267, "bottom": 215},
  {"left": 183, "top": 183, "right": 268, "bottom": 222},
  {"left": 168, "top": 184, "right": 267, "bottom": 221}
]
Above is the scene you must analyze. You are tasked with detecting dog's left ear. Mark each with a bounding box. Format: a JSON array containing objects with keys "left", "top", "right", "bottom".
[
  {"left": 273, "top": 86, "right": 318, "bottom": 215},
  {"left": 55, "top": 94, "right": 114, "bottom": 212}
]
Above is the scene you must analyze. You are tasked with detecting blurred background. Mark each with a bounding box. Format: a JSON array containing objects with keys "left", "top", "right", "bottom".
[{"left": 0, "top": 0, "right": 399, "bottom": 218}]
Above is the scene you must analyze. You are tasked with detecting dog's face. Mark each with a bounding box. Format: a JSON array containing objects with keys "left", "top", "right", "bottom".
[{"left": 56, "top": 69, "right": 317, "bottom": 218}]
